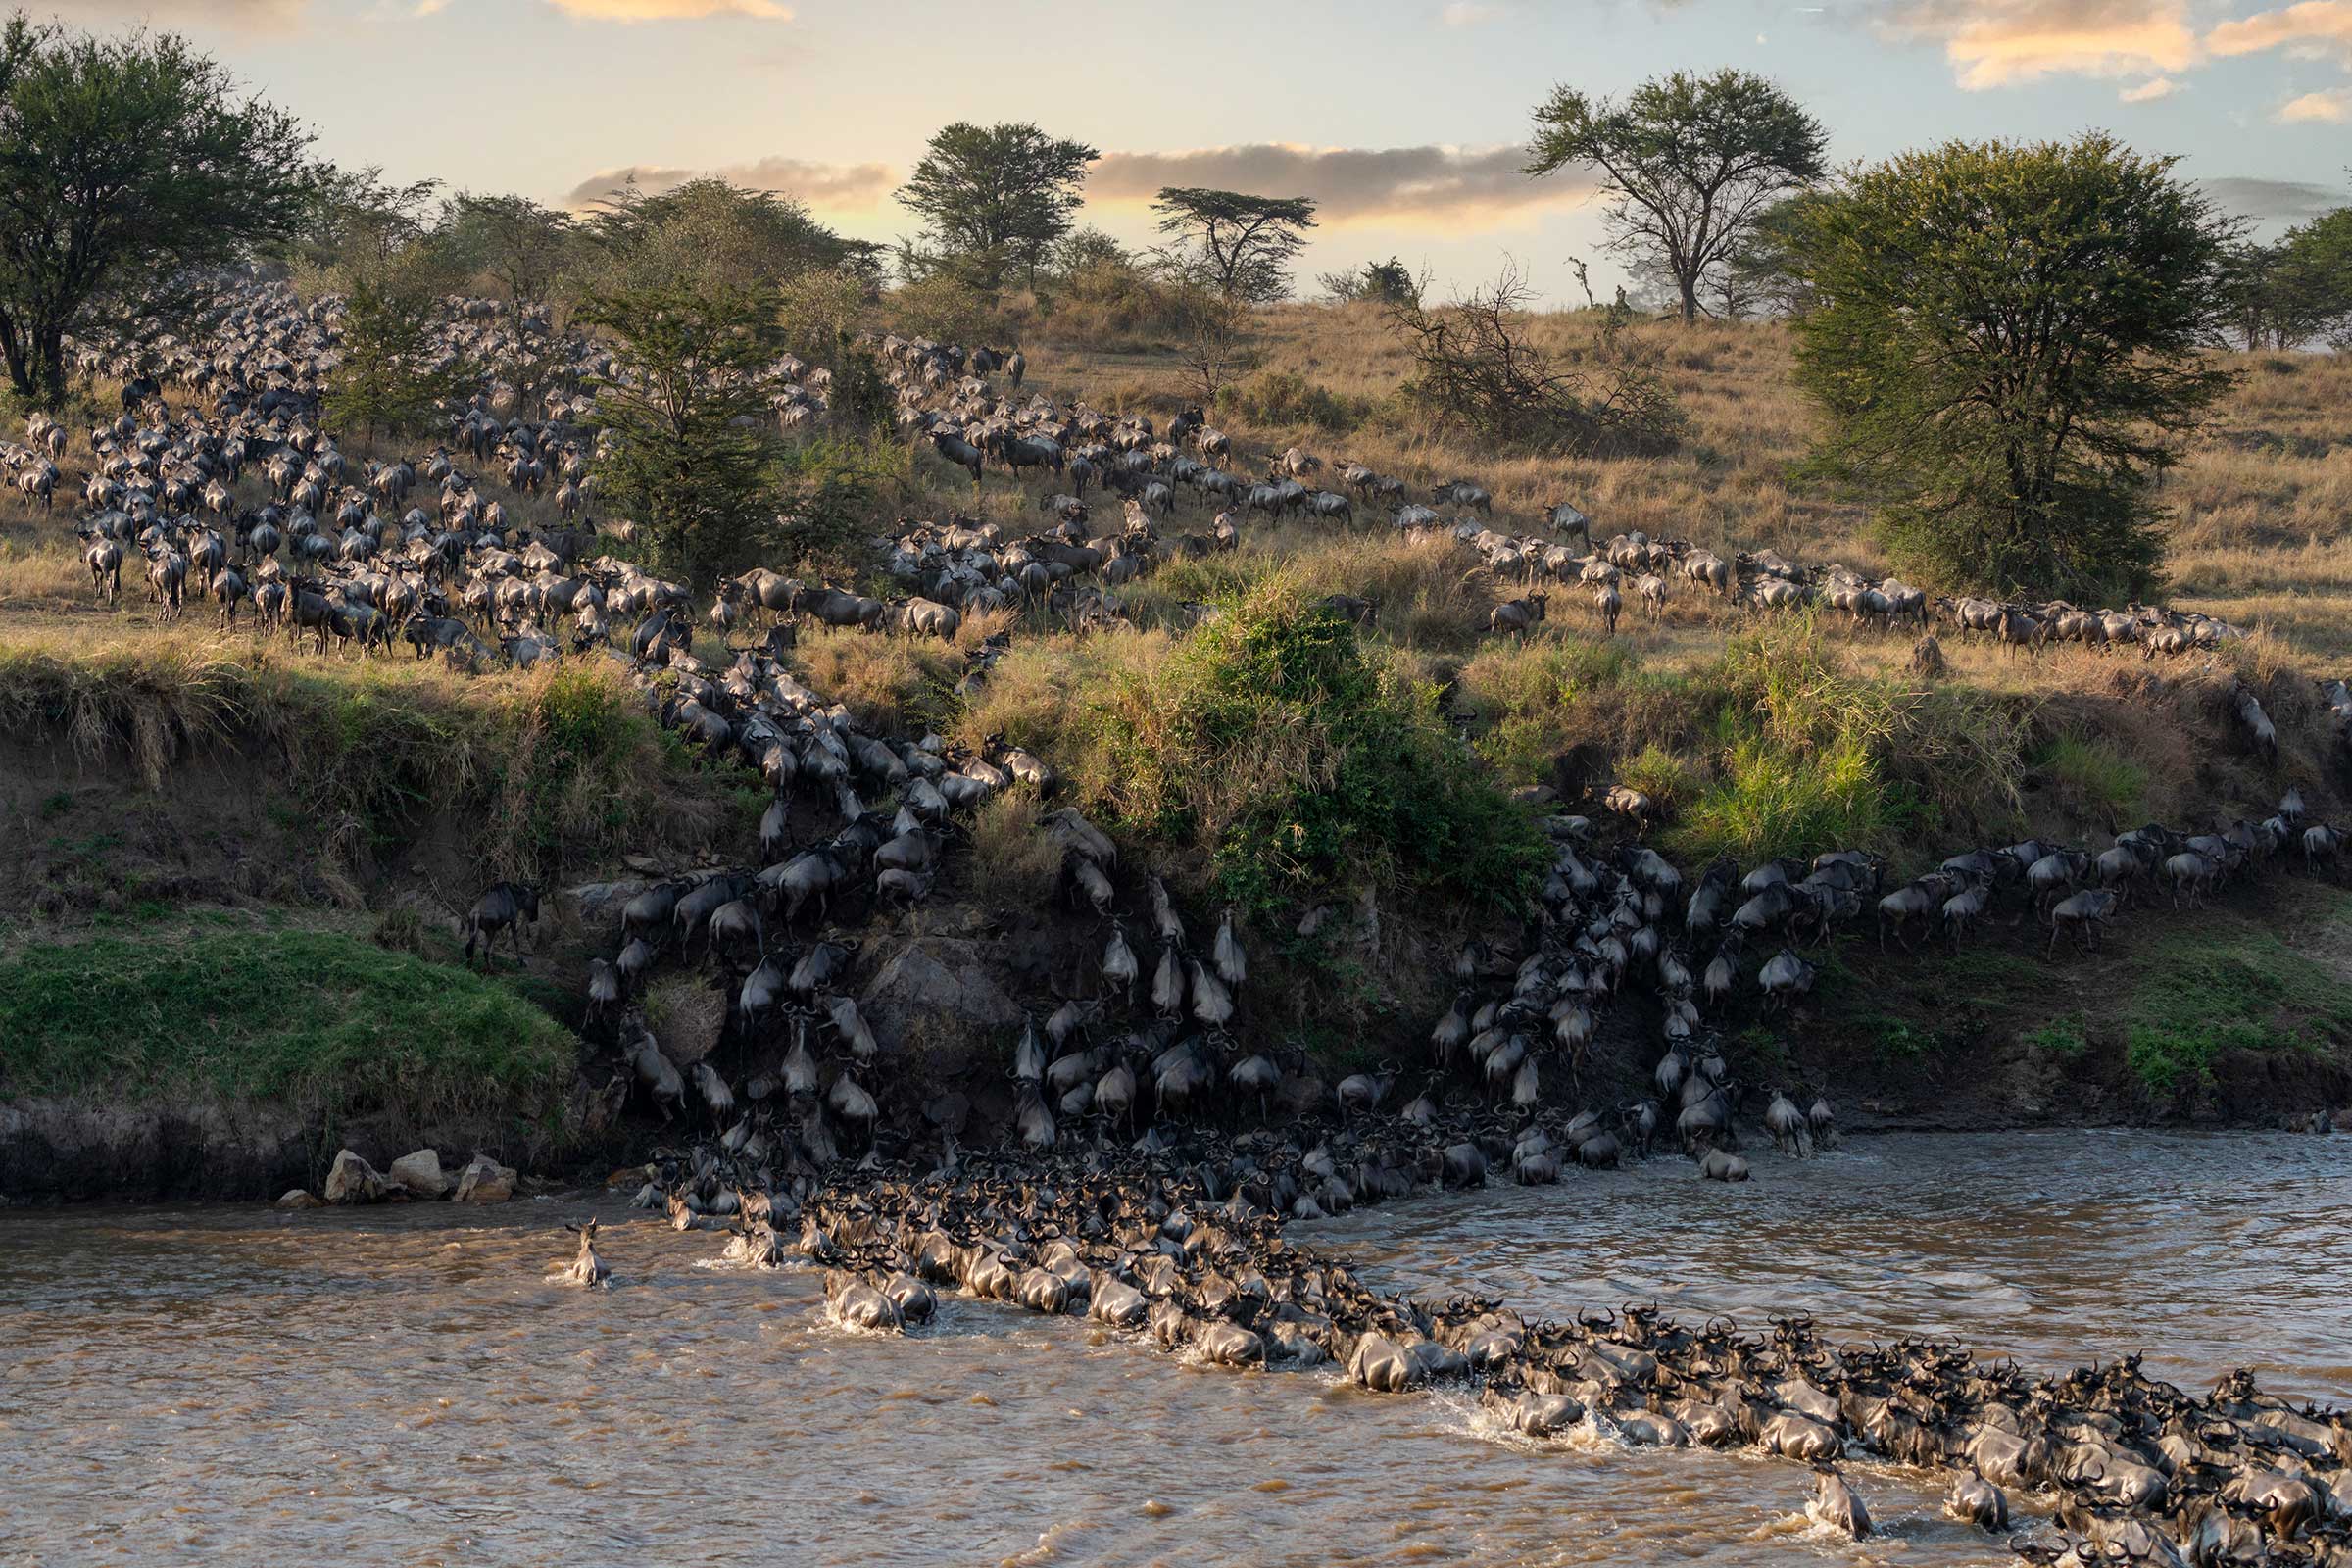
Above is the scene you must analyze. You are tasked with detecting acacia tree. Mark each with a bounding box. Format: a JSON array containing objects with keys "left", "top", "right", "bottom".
[
  {"left": 0, "top": 14, "right": 319, "bottom": 403},
  {"left": 1525, "top": 67, "right": 1827, "bottom": 325},
  {"left": 895, "top": 122, "right": 1098, "bottom": 289},
  {"left": 1788, "top": 134, "right": 2238, "bottom": 598},
  {"left": 1151, "top": 188, "right": 1318, "bottom": 303}
]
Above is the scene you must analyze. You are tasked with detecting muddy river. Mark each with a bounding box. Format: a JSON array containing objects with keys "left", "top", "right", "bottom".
[{"left": 3, "top": 1131, "right": 2345, "bottom": 1567}]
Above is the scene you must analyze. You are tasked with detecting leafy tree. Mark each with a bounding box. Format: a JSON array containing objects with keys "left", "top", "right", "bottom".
[
  {"left": 1318, "top": 258, "right": 1421, "bottom": 308},
  {"left": 290, "top": 164, "right": 439, "bottom": 294},
  {"left": 323, "top": 263, "right": 478, "bottom": 439},
  {"left": 1151, "top": 187, "right": 1317, "bottom": 303},
  {"left": 436, "top": 192, "right": 573, "bottom": 311},
  {"left": 1525, "top": 67, "right": 1828, "bottom": 325},
  {"left": 895, "top": 122, "right": 1098, "bottom": 289},
  {"left": 1722, "top": 189, "right": 1843, "bottom": 318},
  {"left": 2271, "top": 208, "right": 2352, "bottom": 349},
  {"left": 0, "top": 14, "right": 320, "bottom": 404},
  {"left": 579, "top": 281, "right": 872, "bottom": 584},
  {"left": 1788, "top": 134, "right": 2238, "bottom": 599},
  {"left": 581, "top": 176, "right": 872, "bottom": 294},
  {"left": 1052, "top": 226, "right": 1133, "bottom": 279}
]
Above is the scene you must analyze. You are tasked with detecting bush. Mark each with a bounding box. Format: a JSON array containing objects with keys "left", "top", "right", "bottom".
[
  {"left": 1229, "top": 368, "right": 1375, "bottom": 434},
  {"left": 1059, "top": 578, "right": 1546, "bottom": 914},
  {"left": 1462, "top": 637, "right": 1635, "bottom": 781},
  {"left": 1658, "top": 618, "right": 2023, "bottom": 864},
  {"left": 1387, "top": 267, "right": 1684, "bottom": 456}
]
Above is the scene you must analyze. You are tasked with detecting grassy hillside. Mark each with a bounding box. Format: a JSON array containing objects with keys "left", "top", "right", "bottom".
[{"left": 0, "top": 306, "right": 2345, "bottom": 1164}]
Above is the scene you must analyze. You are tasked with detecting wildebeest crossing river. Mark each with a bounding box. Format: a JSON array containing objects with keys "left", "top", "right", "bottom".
[{"left": 2, "top": 1130, "right": 2346, "bottom": 1567}]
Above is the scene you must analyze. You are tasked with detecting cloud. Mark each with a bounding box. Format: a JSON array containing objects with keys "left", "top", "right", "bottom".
[
  {"left": 1441, "top": 1, "right": 1503, "bottom": 24},
  {"left": 2277, "top": 84, "right": 2352, "bottom": 118},
  {"left": 2208, "top": 1, "right": 2352, "bottom": 61},
  {"left": 1087, "top": 143, "right": 1591, "bottom": 226},
  {"left": 2118, "top": 74, "right": 2179, "bottom": 99},
  {"left": 2198, "top": 175, "right": 2343, "bottom": 217},
  {"left": 1876, "top": 0, "right": 2202, "bottom": 88},
  {"left": 563, "top": 157, "right": 893, "bottom": 210}
]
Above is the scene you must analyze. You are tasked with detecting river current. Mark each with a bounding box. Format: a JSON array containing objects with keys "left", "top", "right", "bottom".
[{"left": 2, "top": 1131, "right": 2345, "bottom": 1567}]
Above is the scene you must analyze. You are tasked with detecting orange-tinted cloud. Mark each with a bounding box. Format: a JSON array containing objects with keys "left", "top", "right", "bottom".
[
  {"left": 1088, "top": 143, "right": 1592, "bottom": 227},
  {"left": 1878, "top": 0, "right": 2201, "bottom": 87},
  {"left": 2277, "top": 85, "right": 2352, "bottom": 118},
  {"left": 2208, "top": 1, "right": 2352, "bottom": 60},
  {"left": 563, "top": 157, "right": 893, "bottom": 211}
]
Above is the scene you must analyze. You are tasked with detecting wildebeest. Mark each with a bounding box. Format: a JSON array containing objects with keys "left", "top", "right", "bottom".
[{"left": 463, "top": 881, "right": 541, "bottom": 966}]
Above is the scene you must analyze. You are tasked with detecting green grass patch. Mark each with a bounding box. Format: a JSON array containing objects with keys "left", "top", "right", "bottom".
[
  {"left": 2027, "top": 1014, "right": 2091, "bottom": 1058},
  {"left": 2116, "top": 922, "right": 2352, "bottom": 1093},
  {"left": 0, "top": 921, "right": 575, "bottom": 1128},
  {"left": 2033, "top": 733, "right": 2148, "bottom": 822},
  {"left": 1653, "top": 617, "right": 2024, "bottom": 866}
]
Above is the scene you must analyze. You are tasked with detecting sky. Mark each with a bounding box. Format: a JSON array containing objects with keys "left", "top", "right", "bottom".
[{"left": 40, "top": 0, "right": 2352, "bottom": 301}]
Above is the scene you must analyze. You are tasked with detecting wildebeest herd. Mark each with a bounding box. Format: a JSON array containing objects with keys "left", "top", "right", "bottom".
[
  {"left": 25, "top": 279, "right": 2352, "bottom": 1566},
  {"left": 561, "top": 1119, "right": 2352, "bottom": 1565}
]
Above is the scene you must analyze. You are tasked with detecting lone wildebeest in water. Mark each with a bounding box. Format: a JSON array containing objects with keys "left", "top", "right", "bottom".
[
  {"left": 562, "top": 1220, "right": 610, "bottom": 1288},
  {"left": 463, "top": 881, "right": 541, "bottom": 967}
]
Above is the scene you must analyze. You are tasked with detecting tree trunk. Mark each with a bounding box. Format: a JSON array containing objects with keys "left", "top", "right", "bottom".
[
  {"left": 1677, "top": 273, "right": 1699, "bottom": 326},
  {"left": 33, "top": 322, "right": 67, "bottom": 411}
]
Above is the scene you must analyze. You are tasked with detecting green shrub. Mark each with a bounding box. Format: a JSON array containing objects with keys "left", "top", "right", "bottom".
[
  {"left": 1463, "top": 637, "right": 1635, "bottom": 781},
  {"left": 1657, "top": 617, "right": 2020, "bottom": 864},
  {"left": 1076, "top": 577, "right": 1546, "bottom": 914}
]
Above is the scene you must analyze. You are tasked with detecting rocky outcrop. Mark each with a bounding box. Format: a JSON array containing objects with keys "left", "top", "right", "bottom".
[
  {"left": 452, "top": 1153, "right": 516, "bottom": 1203},
  {"left": 860, "top": 938, "right": 1025, "bottom": 1053},
  {"left": 386, "top": 1149, "right": 450, "bottom": 1199},
  {"left": 322, "top": 1149, "right": 386, "bottom": 1204}
]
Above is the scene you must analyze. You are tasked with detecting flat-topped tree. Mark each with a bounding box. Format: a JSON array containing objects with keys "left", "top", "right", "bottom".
[{"left": 1152, "top": 188, "right": 1319, "bottom": 305}]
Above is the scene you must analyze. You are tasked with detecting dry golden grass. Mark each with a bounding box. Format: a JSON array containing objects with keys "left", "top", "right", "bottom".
[
  {"left": 1011, "top": 306, "right": 2352, "bottom": 662},
  {"left": 963, "top": 790, "right": 1062, "bottom": 910}
]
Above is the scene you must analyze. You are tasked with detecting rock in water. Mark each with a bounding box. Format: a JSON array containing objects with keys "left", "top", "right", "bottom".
[
  {"left": 453, "top": 1153, "right": 517, "bottom": 1203},
  {"left": 387, "top": 1149, "right": 449, "bottom": 1200},
  {"left": 274, "top": 1189, "right": 322, "bottom": 1209},
  {"left": 322, "top": 1150, "right": 386, "bottom": 1204}
]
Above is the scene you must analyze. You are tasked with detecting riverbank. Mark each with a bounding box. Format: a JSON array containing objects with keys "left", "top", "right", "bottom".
[{"left": 3, "top": 613, "right": 2347, "bottom": 1203}]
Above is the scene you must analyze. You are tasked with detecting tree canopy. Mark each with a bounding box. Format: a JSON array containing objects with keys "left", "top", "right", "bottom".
[
  {"left": 1152, "top": 187, "right": 1318, "bottom": 303},
  {"left": 1787, "top": 133, "right": 2238, "bottom": 599},
  {"left": 2222, "top": 206, "right": 2352, "bottom": 350},
  {"left": 580, "top": 280, "right": 872, "bottom": 585},
  {"left": 895, "top": 122, "right": 1098, "bottom": 289},
  {"left": 1526, "top": 67, "right": 1827, "bottom": 325},
  {"left": 0, "top": 13, "right": 320, "bottom": 403}
]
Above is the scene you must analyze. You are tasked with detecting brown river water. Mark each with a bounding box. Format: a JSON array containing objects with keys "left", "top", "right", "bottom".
[{"left": 2, "top": 1131, "right": 2345, "bottom": 1568}]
